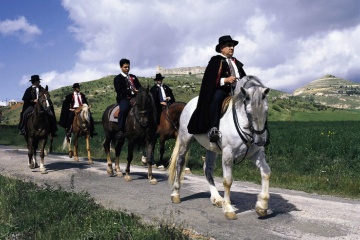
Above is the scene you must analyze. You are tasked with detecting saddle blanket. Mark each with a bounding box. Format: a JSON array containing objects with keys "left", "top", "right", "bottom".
[{"left": 109, "top": 105, "right": 119, "bottom": 123}]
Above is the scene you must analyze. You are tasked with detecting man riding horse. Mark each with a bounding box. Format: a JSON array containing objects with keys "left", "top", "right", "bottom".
[
  {"left": 59, "top": 83, "right": 97, "bottom": 138},
  {"left": 18, "top": 75, "right": 58, "bottom": 137}
]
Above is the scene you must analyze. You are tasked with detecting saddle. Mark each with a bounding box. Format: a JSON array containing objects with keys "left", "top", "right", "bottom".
[
  {"left": 220, "top": 96, "right": 232, "bottom": 118},
  {"left": 109, "top": 98, "right": 136, "bottom": 122}
]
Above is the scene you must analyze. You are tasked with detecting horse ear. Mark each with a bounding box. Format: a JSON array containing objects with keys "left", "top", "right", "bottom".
[
  {"left": 240, "top": 87, "right": 247, "bottom": 96},
  {"left": 264, "top": 88, "right": 270, "bottom": 95},
  {"left": 45, "top": 85, "right": 48, "bottom": 91}
]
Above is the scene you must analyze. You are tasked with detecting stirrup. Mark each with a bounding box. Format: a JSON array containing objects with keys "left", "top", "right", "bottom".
[{"left": 208, "top": 127, "right": 221, "bottom": 142}]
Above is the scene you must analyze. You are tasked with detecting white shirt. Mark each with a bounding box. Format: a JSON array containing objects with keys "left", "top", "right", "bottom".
[
  {"left": 73, "top": 92, "right": 82, "bottom": 108},
  {"left": 219, "top": 54, "right": 239, "bottom": 86}
]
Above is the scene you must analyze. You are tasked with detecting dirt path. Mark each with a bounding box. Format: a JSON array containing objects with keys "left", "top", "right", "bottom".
[{"left": 1, "top": 145, "right": 359, "bottom": 240}]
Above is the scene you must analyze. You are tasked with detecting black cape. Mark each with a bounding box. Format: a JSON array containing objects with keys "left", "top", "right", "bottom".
[{"left": 187, "top": 55, "right": 246, "bottom": 134}]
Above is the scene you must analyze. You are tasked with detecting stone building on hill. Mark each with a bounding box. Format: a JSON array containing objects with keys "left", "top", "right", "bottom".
[{"left": 156, "top": 66, "right": 205, "bottom": 75}]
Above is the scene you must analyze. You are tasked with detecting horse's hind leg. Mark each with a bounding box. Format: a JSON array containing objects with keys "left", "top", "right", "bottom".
[
  {"left": 204, "top": 150, "right": 223, "bottom": 208},
  {"left": 169, "top": 136, "right": 192, "bottom": 204},
  {"left": 73, "top": 136, "right": 79, "bottom": 161},
  {"left": 254, "top": 151, "right": 271, "bottom": 217},
  {"left": 103, "top": 135, "right": 116, "bottom": 176},
  {"left": 86, "top": 134, "right": 93, "bottom": 164},
  {"left": 114, "top": 140, "right": 124, "bottom": 177},
  {"left": 27, "top": 138, "right": 36, "bottom": 169}
]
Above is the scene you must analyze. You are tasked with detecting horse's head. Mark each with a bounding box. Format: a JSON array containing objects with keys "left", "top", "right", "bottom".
[
  {"left": 37, "top": 88, "right": 53, "bottom": 116},
  {"left": 236, "top": 76, "right": 270, "bottom": 146},
  {"left": 134, "top": 87, "right": 155, "bottom": 127}
]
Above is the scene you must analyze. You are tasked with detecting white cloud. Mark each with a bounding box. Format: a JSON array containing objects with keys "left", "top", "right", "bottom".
[
  {"left": 0, "top": 16, "right": 42, "bottom": 43},
  {"left": 34, "top": 0, "right": 359, "bottom": 93}
]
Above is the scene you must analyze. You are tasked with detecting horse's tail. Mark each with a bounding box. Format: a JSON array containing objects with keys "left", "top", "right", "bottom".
[
  {"left": 62, "top": 136, "right": 67, "bottom": 150},
  {"left": 168, "top": 136, "right": 182, "bottom": 185}
]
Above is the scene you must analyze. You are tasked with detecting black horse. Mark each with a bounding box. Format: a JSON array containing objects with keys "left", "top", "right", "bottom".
[
  {"left": 102, "top": 87, "right": 158, "bottom": 184},
  {"left": 24, "top": 87, "right": 53, "bottom": 173}
]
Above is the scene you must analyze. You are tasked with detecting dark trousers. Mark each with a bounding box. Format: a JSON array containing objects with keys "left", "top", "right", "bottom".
[
  {"left": 209, "top": 89, "right": 228, "bottom": 129},
  {"left": 118, "top": 99, "right": 131, "bottom": 131},
  {"left": 18, "top": 106, "right": 34, "bottom": 130}
]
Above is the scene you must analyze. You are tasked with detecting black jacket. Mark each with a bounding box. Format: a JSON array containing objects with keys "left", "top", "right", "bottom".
[
  {"left": 114, "top": 73, "right": 142, "bottom": 102},
  {"left": 150, "top": 83, "right": 175, "bottom": 121},
  {"left": 187, "top": 55, "right": 246, "bottom": 134},
  {"left": 21, "top": 85, "right": 45, "bottom": 113}
]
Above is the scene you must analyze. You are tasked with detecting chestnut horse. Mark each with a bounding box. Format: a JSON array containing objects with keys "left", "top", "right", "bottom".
[
  {"left": 102, "top": 87, "right": 158, "bottom": 184},
  {"left": 62, "top": 104, "right": 93, "bottom": 163},
  {"left": 24, "top": 87, "right": 53, "bottom": 173},
  {"left": 155, "top": 102, "right": 186, "bottom": 168}
]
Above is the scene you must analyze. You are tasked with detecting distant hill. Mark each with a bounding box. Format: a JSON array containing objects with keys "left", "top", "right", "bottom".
[{"left": 293, "top": 74, "right": 360, "bottom": 109}]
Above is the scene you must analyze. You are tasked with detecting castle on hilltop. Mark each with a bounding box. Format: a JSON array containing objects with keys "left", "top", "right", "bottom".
[{"left": 156, "top": 66, "right": 205, "bottom": 75}]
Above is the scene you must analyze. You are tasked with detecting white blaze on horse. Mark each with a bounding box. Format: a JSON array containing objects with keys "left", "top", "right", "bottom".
[
  {"left": 62, "top": 103, "right": 93, "bottom": 163},
  {"left": 168, "top": 75, "right": 271, "bottom": 220}
]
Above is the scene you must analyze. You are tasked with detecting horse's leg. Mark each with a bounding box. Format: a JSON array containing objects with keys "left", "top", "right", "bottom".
[
  {"left": 73, "top": 136, "right": 79, "bottom": 161},
  {"left": 146, "top": 142, "right": 157, "bottom": 185},
  {"left": 253, "top": 150, "right": 270, "bottom": 217},
  {"left": 169, "top": 136, "right": 192, "bottom": 204},
  {"left": 39, "top": 139, "right": 47, "bottom": 173},
  {"left": 86, "top": 134, "right": 93, "bottom": 164},
  {"left": 158, "top": 135, "right": 166, "bottom": 168},
  {"left": 67, "top": 134, "right": 73, "bottom": 158},
  {"left": 124, "top": 142, "right": 134, "bottom": 182},
  {"left": 115, "top": 139, "right": 125, "bottom": 177},
  {"left": 47, "top": 135, "right": 53, "bottom": 154},
  {"left": 27, "top": 137, "right": 35, "bottom": 169},
  {"left": 222, "top": 153, "right": 237, "bottom": 220},
  {"left": 103, "top": 134, "right": 115, "bottom": 176},
  {"left": 204, "top": 150, "right": 223, "bottom": 208}
]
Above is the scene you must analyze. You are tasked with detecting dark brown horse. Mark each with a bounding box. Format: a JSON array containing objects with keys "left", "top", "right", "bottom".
[
  {"left": 24, "top": 87, "right": 53, "bottom": 173},
  {"left": 102, "top": 87, "right": 158, "bottom": 184},
  {"left": 156, "top": 102, "right": 186, "bottom": 168},
  {"left": 62, "top": 104, "right": 93, "bottom": 164}
]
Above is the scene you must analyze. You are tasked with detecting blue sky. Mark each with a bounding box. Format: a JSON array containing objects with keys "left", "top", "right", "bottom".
[{"left": 1, "top": 0, "right": 360, "bottom": 103}]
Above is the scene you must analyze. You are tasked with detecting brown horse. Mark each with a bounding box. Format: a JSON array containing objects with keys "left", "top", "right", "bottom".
[
  {"left": 155, "top": 102, "right": 186, "bottom": 168},
  {"left": 62, "top": 104, "right": 93, "bottom": 163},
  {"left": 102, "top": 87, "right": 158, "bottom": 184},
  {"left": 24, "top": 87, "right": 53, "bottom": 173}
]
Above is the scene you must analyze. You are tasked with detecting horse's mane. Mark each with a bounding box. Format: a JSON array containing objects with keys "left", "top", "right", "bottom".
[
  {"left": 80, "top": 104, "right": 90, "bottom": 123},
  {"left": 233, "top": 75, "right": 266, "bottom": 102},
  {"left": 136, "top": 87, "right": 157, "bottom": 125}
]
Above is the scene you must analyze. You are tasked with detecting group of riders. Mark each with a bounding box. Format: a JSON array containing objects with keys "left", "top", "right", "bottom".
[{"left": 18, "top": 35, "right": 244, "bottom": 143}]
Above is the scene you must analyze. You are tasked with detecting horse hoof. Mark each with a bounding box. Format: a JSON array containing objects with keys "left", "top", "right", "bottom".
[
  {"left": 225, "top": 212, "right": 238, "bottom": 220},
  {"left": 40, "top": 169, "right": 47, "bottom": 174},
  {"left": 255, "top": 206, "right": 268, "bottom": 217},
  {"left": 214, "top": 201, "right": 223, "bottom": 208},
  {"left": 107, "top": 169, "right": 114, "bottom": 175},
  {"left": 29, "top": 163, "right": 35, "bottom": 169},
  {"left": 116, "top": 172, "right": 123, "bottom": 177},
  {"left": 124, "top": 175, "right": 132, "bottom": 182},
  {"left": 149, "top": 178, "right": 158, "bottom": 185},
  {"left": 171, "top": 195, "right": 181, "bottom": 204},
  {"left": 88, "top": 160, "right": 94, "bottom": 164},
  {"left": 157, "top": 165, "right": 166, "bottom": 171},
  {"left": 185, "top": 167, "right": 192, "bottom": 174}
]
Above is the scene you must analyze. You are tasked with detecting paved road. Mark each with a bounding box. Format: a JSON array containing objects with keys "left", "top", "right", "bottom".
[{"left": 1, "top": 145, "right": 360, "bottom": 240}]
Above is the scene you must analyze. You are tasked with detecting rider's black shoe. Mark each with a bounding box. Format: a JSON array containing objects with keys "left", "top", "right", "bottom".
[
  {"left": 115, "top": 130, "right": 125, "bottom": 140},
  {"left": 208, "top": 127, "right": 220, "bottom": 142}
]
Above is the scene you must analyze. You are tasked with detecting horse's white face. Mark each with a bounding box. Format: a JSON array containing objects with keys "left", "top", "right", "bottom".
[{"left": 241, "top": 86, "right": 270, "bottom": 146}]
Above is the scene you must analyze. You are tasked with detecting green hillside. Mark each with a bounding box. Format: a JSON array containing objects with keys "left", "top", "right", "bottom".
[{"left": 1, "top": 74, "right": 360, "bottom": 125}]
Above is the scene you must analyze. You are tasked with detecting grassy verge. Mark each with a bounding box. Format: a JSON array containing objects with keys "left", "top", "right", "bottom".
[{"left": 0, "top": 174, "right": 189, "bottom": 240}]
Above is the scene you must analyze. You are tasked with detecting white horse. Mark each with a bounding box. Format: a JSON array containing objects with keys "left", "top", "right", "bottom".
[{"left": 168, "top": 75, "right": 271, "bottom": 220}]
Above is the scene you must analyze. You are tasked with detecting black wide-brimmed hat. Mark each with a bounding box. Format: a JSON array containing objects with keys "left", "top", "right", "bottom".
[
  {"left": 153, "top": 73, "right": 165, "bottom": 81},
  {"left": 72, "top": 83, "right": 80, "bottom": 88},
  {"left": 29, "top": 75, "right": 41, "bottom": 83},
  {"left": 215, "top": 35, "right": 239, "bottom": 53}
]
